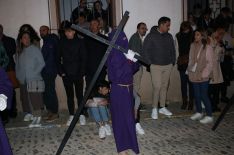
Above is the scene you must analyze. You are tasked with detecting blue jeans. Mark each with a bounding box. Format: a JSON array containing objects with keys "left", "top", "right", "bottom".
[
  {"left": 192, "top": 81, "right": 212, "bottom": 116},
  {"left": 88, "top": 106, "right": 109, "bottom": 122}
]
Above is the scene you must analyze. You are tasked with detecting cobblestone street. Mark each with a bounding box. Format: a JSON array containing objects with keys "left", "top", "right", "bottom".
[{"left": 5, "top": 102, "right": 234, "bottom": 155}]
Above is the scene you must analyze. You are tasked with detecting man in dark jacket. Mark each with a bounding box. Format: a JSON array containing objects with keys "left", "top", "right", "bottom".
[
  {"left": 58, "top": 22, "right": 87, "bottom": 126},
  {"left": 84, "top": 19, "right": 108, "bottom": 90},
  {"left": 215, "top": 7, "right": 232, "bottom": 31},
  {"left": 71, "top": 0, "right": 92, "bottom": 23},
  {"left": 40, "top": 25, "right": 59, "bottom": 122},
  {"left": 197, "top": 8, "right": 214, "bottom": 30},
  {"left": 143, "top": 17, "right": 176, "bottom": 120}
]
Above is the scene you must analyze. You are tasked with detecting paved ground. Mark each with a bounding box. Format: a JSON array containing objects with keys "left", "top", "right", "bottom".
[{"left": 4, "top": 100, "right": 234, "bottom": 155}]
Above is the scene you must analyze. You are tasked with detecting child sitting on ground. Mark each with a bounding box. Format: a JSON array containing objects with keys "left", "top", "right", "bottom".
[{"left": 85, "top": 80, "right": 111, "bottom": 139}]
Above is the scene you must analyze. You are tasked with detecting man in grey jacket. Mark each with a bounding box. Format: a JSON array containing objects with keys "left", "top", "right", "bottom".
[
  {"left": 129, "top": 22, "right": 148, "bottom": 135},
  {"left": 143, "top": 17, "right": 176, "bottom": 119},
  {"left": 129, "top": 22, "right": 148, "bottom": 93}
]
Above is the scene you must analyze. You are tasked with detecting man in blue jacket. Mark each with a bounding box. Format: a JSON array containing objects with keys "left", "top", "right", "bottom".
[{"left": 40, "top": 25, "right": 59, "bottom": 122}]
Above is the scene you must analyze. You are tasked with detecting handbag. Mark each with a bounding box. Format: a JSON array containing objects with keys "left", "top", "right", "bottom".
[
  {"left": 85, "top": 99, "right": 98, "bottom": 107},
  {"left": 177, "top": 54, "right": 189, "bottom": 65},
  {"left": 85, "top": 97, "right": 109, "bottom": 107},
  {"left": 93, "top": 97, "right": 109, "bottom": 106},
  {"left": 187, "top": 62, "right": 197, "bottom": 72},
  {"left": 27, "top": 80, "right": 45, "bottom": 93},
  {"left": 7, "top": 71, "right": 20, "bottom": 88},
  {"left": 177, "top": 55, "right": 189, "bottom": 71}
]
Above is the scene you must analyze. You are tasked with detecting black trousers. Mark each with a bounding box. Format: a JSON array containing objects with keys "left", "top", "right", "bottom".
[
  {"left": 208, "top": 83, "right": 221, "bottom": 110},
  {"left": 135, "top": 106, "right": 141, "bottom": 123},
  {"left": 42, "top": 74, "right": 59, "bottom": 114},
  {"left": 220, "top": 83, "right": 228, "bottom": 98},
  {"left": 62, "top": 76, "right": 84, "bottom": 115},
  {"left": 10, "top": 90, "right": 17, "bottom": 115},
  {"left": 7, "top": 90, "right": 17, "bottom": 117},
  {"left": 179, "top": 70, "right": 194, "bottom": 99}
]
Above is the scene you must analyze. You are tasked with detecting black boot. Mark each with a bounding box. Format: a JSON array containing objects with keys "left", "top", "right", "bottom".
[
  {"left": 181, "top": 97, "right": 188, "bottom": 110},
  {"left": 221, "top": 96, "right": 230, "bottom": 103},
  {"left": 9, "top": 90, "right": 18, "bottom": 118},
  {"left": 0, "top": 110, "right": 9, "bottom": 125}
]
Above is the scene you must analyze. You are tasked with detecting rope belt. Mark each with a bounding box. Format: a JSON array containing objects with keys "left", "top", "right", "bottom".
[{"left": 117, "top": 83, "right": 133, "bottom": 92}]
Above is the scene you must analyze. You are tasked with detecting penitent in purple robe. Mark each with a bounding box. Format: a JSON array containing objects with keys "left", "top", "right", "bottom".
[
  {"left": 0, "top": 67, "right": 13, "bottom": 155},
  {"left": 107, "top": 31, "right": 140, "bottom": 154}
]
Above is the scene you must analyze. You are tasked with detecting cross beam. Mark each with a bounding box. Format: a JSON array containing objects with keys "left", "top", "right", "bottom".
[
  {"left": 71, "top": 23, "right": 150, "bottom": 65},
  {"left": 56, "top": 11, "right": 130, "bottom": 155}
]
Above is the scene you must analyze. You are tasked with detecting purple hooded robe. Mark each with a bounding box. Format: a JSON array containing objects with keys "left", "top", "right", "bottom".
[
  {"left": 0, "top": 67, "right": 13, "bottom": 155},
  {"left": 106, "top": 31, "right": 139, "bottom": 154}
]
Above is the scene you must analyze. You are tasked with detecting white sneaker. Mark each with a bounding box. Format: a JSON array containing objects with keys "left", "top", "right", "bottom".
[
  {"left": 159, "top": 107, "right": 172, "bottom": 116},
  {"left": 24, "top": 113, "right": 34, "bottom": 122},
  {"left": 34, "top": 117, "right": 42, "bottom": 127},
  {"left": 151, "top": 108, "right": 158, "bottom": 119},
  {"left": 104, "top": 124, "right": 112, "bottom": 136},
  {"left": 200, "top": 116, "right": 213, "bottom": 124},
  {"left": 79, "top": 115, "right": 86, "bottom": 125},
  {"left": 29, "top": 117, "right": 41, "bottom": 128},
  {"left": 99, "top": 126, "right": 106, "bottom": 139},
  {"left": 66, "top": 115, "right": 74, "bottom": 126},
  {"left": 29, "top": 117, "right": 37, "bottom": 128},
  {"left": 190, "top": 113, "right": 203, "bottom": 121},
  {"left": 136, "top": 123, "right": 145, "bottom": 135}
]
